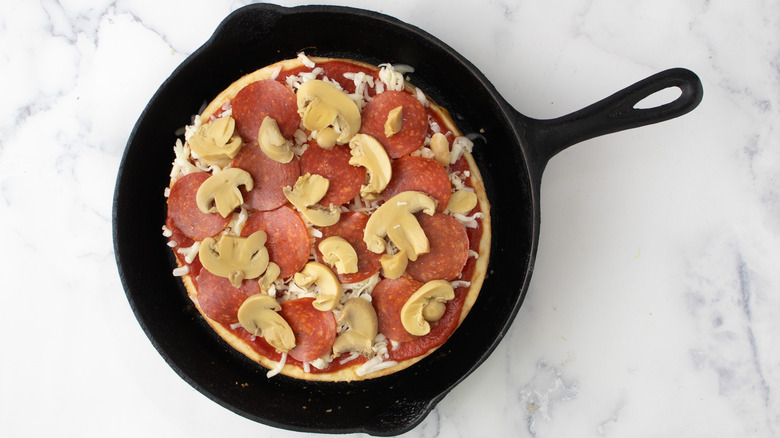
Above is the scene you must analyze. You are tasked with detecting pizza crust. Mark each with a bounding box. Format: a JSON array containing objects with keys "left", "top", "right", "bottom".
[{"left": 170, "top": 56, "right": 491, "bottom": 382}]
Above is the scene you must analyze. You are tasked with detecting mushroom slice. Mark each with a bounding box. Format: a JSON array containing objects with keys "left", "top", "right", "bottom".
[
  {"left": 293, "top": 262, "right": 343, "bottom": 312},
  {"left": 384, "top": 105, "right": 403, "bottom": 137},
  {"left": 429, "top": 132, "right": 450, "bottom": 167},
  {"left": 199, "top": 230, "right": 270, "bottom": 288},
  {"left": 283, "top": 173, "right": 341, "bottom": 227},
  {"left": 258, "top": 262, "right": 281, "bottom": 293},
  {"left": 283, "top": 173, "right": 329, "bottom": 207},
  {"left": 379, "top": 249, "right": 408, "bottom": 279},
  {"left": 257, "top": 116, "right": 294, "bottom": 163},
  {"left": 363, "top": 191, "right": 436, "bottom": 261},
  {"left": 189, "top": 116, "right": 243, "bottom": 167},
  {"left": 195, "top": 167, "right": 254, "bottom": 218},
  {"left": 237, "top": 294, "right": 295, "bottom": 353},
  {"left": 318, "top": 236, "right": 359, "bottom": 275},
  {"left": 315, "top": 127, "right": 339, "bottom": 150},
  {"left": 296, "top": 79, "right": 361, "bottom": 145},
  {"left": 400, "top": 280, "right": 455, "bottom": 336},
  {"left": 301, "top": 204, "right": 341, "bottom": 227},
  {"left": 447, "top": 189, "right": 478, "bottom": 214},
  {"left": 332, "top": 298, "right": 378, "bottom": 358},
  {"left": 348, "top": 134, "right": 392, "bottom": 200}
]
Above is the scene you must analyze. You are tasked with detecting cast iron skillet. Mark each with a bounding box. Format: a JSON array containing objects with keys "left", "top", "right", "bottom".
[{"left": 113, "top": 3, "right": 703, "bottom": 436}]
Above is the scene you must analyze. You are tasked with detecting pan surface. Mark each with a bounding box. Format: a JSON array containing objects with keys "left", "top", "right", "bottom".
[{"left": 113, "top": 3, "right": 702, "bottom": 435}]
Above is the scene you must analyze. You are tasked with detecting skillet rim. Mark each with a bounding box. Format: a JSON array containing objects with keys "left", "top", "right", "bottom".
[{"left": 113, "top": 3, "right": 540, "bottom": 435}]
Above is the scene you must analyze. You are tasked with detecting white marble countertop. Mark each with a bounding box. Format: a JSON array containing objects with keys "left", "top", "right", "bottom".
[{"left": 2, "top": 0, "right": 778, "bottom": 437}]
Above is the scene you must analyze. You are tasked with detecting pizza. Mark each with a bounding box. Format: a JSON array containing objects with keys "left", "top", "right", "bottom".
[{"left": 162, "top": 54, "right": 491, "bottom": 381}]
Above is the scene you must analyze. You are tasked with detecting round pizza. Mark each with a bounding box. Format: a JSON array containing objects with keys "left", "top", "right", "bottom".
[{"left": 162, "top": 54, "right": 491, "bottom": 381}]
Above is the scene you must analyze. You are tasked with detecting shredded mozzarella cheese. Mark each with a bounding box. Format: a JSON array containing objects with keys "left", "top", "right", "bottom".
[
  {"left": 356, "top": 358, "right": 398, "bottom": 376},
  {"left": 267, "top": 353, "right": 287, "bottom": 378},
  {"left": 221, "top": 206, "right": 249, "bottom": 236},
  {"left": 309, "top": 356, "right": 332, "bottom": 370},
  {"left": 339, "top": 352, "right": 360, "bottom": 364},
  {"left": 414, "top": 87, "right": 429, "bottom": 107},
  {"left": 378, "top": 63, "right": 406, "bottom": 91},
  {"left": 411, "top": 146, "right": 435, "bottom": 160},
  {"left": 177, "top": 241, "right": 201, "bottom": 264},
  {"left": 341, "top": 273, "right": 380, "bottom": 299},
  {"left": 170, "top": 139, "right": 202, "bottom": 182},
  {"left": 297, "top": 52, "right": 316, "bottom": 68},
  {"left": 183, "top": 115, "right": 202, "bottom": 142},
  {"left": 270, "top": 65, "right": 282, "bottom": 80},
  {"left": 450, "top": 136, "right": 474, "bottom": 164},
  {"left": 355, "top": 334, "right": 397, "bottom": 376},
  {"left": 452, "top": 211, "right": 484, "bottom": 229},
  {"left": 428, "top": 115, "right": 441, "bottom": 134}
]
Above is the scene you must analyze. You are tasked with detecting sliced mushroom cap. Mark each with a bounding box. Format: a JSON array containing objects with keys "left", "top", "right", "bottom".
[
  {"left": 429, "top": 132, "right": 450, "bottom": 167},
  {"left": 318, "top": 236, "right": 359, "bottom": 275},
  {"left": 257, "top": 116, "right": 294, "bottom": 163},
  {"left": 332, "top": 297, "right": 378, "bottom": 358},
  {"left": 283, "top": 173, "right": 329, "bottom": 207},
  {"left": 384, "top": 105, "right": 404, "bottom": 137},
  {"left": 301, "top": 204, "right": 341, "bottom": 227},
  {"left": 446, "top": 189, "right": 478, "bottom": 214},
  {"left": 400, "top": 279, "right": 455, "bottom": 336},
  {"left": 199, "top": 230, "right": 270, "bottom": 288},
  {"left": 293, "top": 262, "right": 343, "bottom": 312},
  {"left": 363, "top": 191, "right": 436, "bottom": 261},
  {"left": 332, "top": 331, "right": 373, "bottom": 358},
  {"left": 348, "top": 133, "right": 392, "bottom": 200},
  {"left": 189, "top": 116, "right": 243, "bottom": 167},
  {"left": 379, "top": 249, "right": 408, "bottom": 279},
  {"left": 237, "top": 294, "right": 295, "bottom": 353},
  {"left": 195, "top": 167, "right": 254, "bottom": 218},
  {"left": 258, "top": 262, "right": 281, "bottom": 292},
  {"left": 283, "top": 173, "right": 341, "bottom": 227},
  {"left": 296, "top": 79, "right": 361, "bottom": 145}
]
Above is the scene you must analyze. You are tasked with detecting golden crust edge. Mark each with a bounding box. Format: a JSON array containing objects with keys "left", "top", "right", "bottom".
[{"left": 173, "top": 56, "right": 492, "bottom": 382}]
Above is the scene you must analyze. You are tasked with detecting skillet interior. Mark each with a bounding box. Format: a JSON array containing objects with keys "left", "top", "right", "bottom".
[{"left": 113, "top": 4, "right": 536, "bottom": 435}]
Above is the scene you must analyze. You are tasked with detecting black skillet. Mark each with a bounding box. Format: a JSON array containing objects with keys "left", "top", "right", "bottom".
[{"left": 113, "top": 3, "right": 702, "bottom": 436}]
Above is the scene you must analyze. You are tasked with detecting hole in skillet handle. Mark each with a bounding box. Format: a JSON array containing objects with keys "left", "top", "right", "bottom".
[
  {"left": 522, "top": 68, "right": 704, "bottom": 178},
  {"left": 633, "top": 86, "right": 683, "bottom": 109}
]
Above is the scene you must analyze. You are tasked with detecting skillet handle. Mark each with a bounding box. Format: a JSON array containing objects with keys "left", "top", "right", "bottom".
[{"left": 524, "top": 68, "right": 703, "bottom": 174}]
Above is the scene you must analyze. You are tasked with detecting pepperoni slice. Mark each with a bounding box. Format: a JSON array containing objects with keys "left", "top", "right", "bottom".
[
  {"left": 406, "top": 213, "right": 469, "bottom": 282},
  {"left": 382, "top": 155, "right": 451, "bottom": 212},
  {"left": 241, "top": 206, "right": 310, "bottom": 279},
  {"left": 231, "top": 143, "right": 300, "bottom": 211},
  {"left": 167, "top": 172, "right": 230, "bottom": 240},
  {"left": 195, "top": 269, "right": 260, "bottom": 325},
  {"left": 314, "top": 211, "right": 381, "bottom": 284},
  {"left": 279, "top": 297, "right": 337, "bottom": 362},
  {"left": 300, "top": 143, "right": 366, "bottom": 206},
  {"left": 230, "top": 79, "right": 300, "bottom": 143},
  {"left": 164, "top": 216, "right": 203, "bottom": 279},
  {"left": 371, "top": 277, "right": 424, "bottom": 343},
  {"left": 359, "top": 90, "right": 428, "bottom": 158}
]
